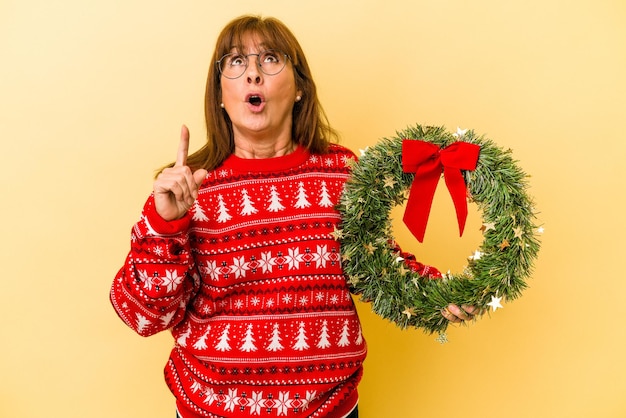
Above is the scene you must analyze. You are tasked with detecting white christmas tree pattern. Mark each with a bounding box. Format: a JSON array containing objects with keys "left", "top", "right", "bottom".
[
  {"left": 294, "top": 182, "right": 312, "bottom": 209},
  {"left": 193, "top": 325, "right": 211, "bottom": 350},
  {"left": 135, "top": 313, "right": 151, "bottom": 334},
  {"left": 159, "top": 311, "right": 176, "bottom": 328},
  {"left": 266, "top": 323, "right": 284, "bottom": 352},
  {"left": 215, "top": 324, "right": 232, "bottom": 351},
  {"left": 239, "top": 324, "right": 258, "bottom": 352},
  {"left": 337, "top": 319, "right": 351, "bottom": 347},
  {"left": 292, "top": 321, "right": 310, "bottom": 351},
  {"left": 192, "top": 200, "right": 210, "bottom": 221},
  {"left": 177, "top": 323, "right": 192, "bottom": 347},
  {"left": 239, "top": 188, "right": 258, "bottom": 216},
  {"left": 355, "top": 324, "right": 364, "bottom": 346},
  {"left": 216, "top": 194, "right": 232, "bottom": 223},
  {"left": 318, "top": 181, "right": 333, "bottom": 207},
  {"left": 316, "top": 320, "right": 331, "bottom": 349},
  {"left": 266, "top": 185, "right": 285, "bottom": 212}
]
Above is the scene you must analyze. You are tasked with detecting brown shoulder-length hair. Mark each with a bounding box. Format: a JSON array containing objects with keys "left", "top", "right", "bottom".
[{"left": 183, "top": 15, "right": 338, "bottom": 172}]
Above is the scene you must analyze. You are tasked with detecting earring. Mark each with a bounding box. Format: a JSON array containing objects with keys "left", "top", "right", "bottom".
[
  {"left": 220, "top": 103, "right": 225, "bottom": 108},
  {"left": 295, "top": 95, "right": 302, "bottom": 102}
]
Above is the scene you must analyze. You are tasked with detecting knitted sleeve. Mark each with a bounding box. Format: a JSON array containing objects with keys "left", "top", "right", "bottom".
[{"left": 110, "top": 195, "right": 200, "bottom": 337}]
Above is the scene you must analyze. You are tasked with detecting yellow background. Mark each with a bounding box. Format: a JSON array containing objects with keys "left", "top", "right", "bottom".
[{"left": 2, "top": 1, "right": 625, "bottom": 417}]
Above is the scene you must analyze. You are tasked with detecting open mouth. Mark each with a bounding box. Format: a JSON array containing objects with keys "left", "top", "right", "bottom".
[{"left": 248, "top": 95, "right": 263, "bottom": 106}]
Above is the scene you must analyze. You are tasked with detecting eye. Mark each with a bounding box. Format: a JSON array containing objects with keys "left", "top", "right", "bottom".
[
  {"left": 261, "top": 50, "right": 280, "bottom": 64},
  {"left": 228, "top": 54, "right": 246, "bottom": 66}
]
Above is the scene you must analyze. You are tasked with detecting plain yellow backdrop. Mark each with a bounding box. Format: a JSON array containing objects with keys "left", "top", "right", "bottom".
[{"left": 2, "top": 1, "right": 625, "bottom": 417}]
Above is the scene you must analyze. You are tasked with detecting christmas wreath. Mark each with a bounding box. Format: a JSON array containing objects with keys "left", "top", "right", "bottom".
[{"left": 337, "top": 124, "right": 541, "bottom": 334}]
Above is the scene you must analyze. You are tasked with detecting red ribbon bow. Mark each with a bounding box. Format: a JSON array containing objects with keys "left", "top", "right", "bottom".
[{"left": 402, "top": 140, "right": 480, "bottom": 242}]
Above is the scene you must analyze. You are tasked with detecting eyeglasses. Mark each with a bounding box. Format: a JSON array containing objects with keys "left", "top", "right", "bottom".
[{"left": 217, "top": 50, "right": 290, "bottom": 79}]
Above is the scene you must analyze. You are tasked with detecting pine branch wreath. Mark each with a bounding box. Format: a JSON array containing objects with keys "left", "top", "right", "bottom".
[{"left": 338, "top": 124, "right": 542, "bottom": 334}]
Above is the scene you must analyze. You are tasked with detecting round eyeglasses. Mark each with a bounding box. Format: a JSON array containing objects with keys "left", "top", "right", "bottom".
[{"left": 217, "top": 50, "right": 290, "bottom": 79}]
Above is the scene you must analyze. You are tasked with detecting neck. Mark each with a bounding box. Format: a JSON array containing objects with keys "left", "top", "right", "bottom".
[{"left": 233, "top": 137, "right": 296, "bottom": 159}]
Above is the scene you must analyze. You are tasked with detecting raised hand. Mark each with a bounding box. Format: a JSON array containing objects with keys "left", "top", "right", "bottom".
[{"left": 153, "top": 125, "right": 208, "bottom": 221}]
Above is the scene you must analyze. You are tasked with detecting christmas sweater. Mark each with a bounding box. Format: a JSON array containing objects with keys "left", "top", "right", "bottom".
[{"left": 110, "top": 144, "right": 367, "bottom": 418}]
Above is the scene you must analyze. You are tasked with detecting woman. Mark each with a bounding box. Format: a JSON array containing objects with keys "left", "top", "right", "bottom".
[{"left": 110, "top": 15, "right": 476, "bottom": 418}]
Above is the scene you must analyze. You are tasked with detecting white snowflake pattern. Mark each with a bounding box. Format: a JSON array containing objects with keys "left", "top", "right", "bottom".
[
  {"left": 249, "top": 391, "right": 264, "bottom": 415},
  {"left": 281, "top": 294, "right": 293, "bottom": 304},
  {"left": 153, "top": 246, "right": 163, "bottom": 256},
  {"left": 233, "top": 299, "right": 244, "bottom": 309},
  {"left": 259, "top": 251, "right": 273, "bottom": 273},
  {"left": 223, "top": 388, "right": 239, "bottom": 412},
  {"left": 276, "top": 391, "right": 290, "bottom": 416},
  {"left": 250, "top": 296, "right": 261, "bottom": 306},
  {"left": 286, "top": 247, "right": 301, "bottom": 270},
  {"left": 265, "top": 299, "right": 275, "bottom": 308},
  {"left": 204, "top": 260, "right": 219, "bottom": 280},
  {"left": 324, "top": 157, "right": 334, "bottom": 167},
  {"left": 315, "top": 245, "right": 329, "bottom": 268},
  {"left": 340, "top": 155, "right": 352, "bottom": 166},
  {"left": 204, "top": 387, "right": 217, "bottom": 405},
  {"left": 219, "top": 169, "right": 229, "bottom": 178},
  {"left": 315, "top": 292, "right": 325, "bottom": 302},
  {"left": 138, "top": 270, "right": 150, "bottom": 287},
  {"left": 162, "top": 270, "right": 184, "bottom": 292},
  {"left": 298, "top": 295, "right": 309, "bottom": 306},
  {"left": 329, "top": 294, "right": 339, "bottom": 304},
  {"left": 231, "top": 256, "right": 247, "bottom": 279}
]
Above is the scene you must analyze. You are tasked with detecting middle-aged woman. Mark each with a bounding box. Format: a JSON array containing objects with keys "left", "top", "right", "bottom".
[{"left": 110, "top": 15, "right": 478, "bottom": 418}]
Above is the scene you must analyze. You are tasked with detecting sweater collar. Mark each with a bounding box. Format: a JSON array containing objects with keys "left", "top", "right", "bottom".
[{"left": 222, "top": 145, "right": 310, "bottom": 173}]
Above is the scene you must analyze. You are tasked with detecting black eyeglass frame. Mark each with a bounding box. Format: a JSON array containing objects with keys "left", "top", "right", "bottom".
[{"left": 216, "top": 50, "right": 291, "bottom": 79}]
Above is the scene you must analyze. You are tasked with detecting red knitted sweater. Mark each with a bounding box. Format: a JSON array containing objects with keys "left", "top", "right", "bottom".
[{"left": 111, "top": 144, "right": 366, "bottom": 417}]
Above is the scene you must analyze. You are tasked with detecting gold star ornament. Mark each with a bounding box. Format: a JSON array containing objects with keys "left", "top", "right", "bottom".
[{"left": 480, "top": 222, "right": 496, "bottom": 233}]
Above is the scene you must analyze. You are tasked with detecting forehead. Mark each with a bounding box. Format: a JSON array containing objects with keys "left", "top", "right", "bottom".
[
  {"left": 224, "top": 31, "right": 284, "bottom": 55},
  {"left": 229, "top": 35, "right": 265, "bottom": 53}
]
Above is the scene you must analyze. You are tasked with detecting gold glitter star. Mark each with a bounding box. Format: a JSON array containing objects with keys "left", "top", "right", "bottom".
[
  {"left": 499, "top": 239, "right": 510, "bottom": 250},
  {"left": 480, "top": 222, "right": 496, "bottom": 233},
  {"left": 383, "top": 175, "right": 396, "bottom": 188},
  {"left": 348, "top": 275, "right": 361, "bottom": 286},
  {"left": 402, "top": 306, "right": 415, "bottom": 319},
  {"left": 398, "top": 264, "right": 409, "bottom": 276},
  {"left": 330, "top": 226, "right": 344, "bottom": 241},
  {"left": 513, "top": 226, "right": 524, "bottom": 239},
  {"left": 363, "top": 242, "right": 376, "bottom": 254}
]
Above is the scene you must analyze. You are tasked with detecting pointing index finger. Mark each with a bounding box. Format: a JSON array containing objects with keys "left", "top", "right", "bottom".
[{"left": 176, "top": 124, "right": 190, "bottom": 167}]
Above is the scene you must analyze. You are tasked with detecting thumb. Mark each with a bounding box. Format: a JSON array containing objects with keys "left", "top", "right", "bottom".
[{"left": 193, "top": 168, "right": 208, "bottom": 188}]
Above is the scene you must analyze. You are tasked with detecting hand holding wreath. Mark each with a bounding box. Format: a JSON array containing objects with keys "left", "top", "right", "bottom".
[{"left": 338, "top": 124, "right": 541, "bottom": 334}]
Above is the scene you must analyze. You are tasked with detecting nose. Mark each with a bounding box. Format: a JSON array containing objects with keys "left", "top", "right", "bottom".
[{"left": 245, "top": 55, "right": 262, "bottom": 84}]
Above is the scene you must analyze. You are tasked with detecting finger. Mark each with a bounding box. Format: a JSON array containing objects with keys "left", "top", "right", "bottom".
[
  {"left": 441, "top": 307, "right": 462, "bottom": 323},
  {"left": 155, "top": 173, "right": 190, "bottom": 202},
  {"left": 192, "top": 169, "right": 208, "bottom": 199},
  {"left": 461, "top": 305, "right": 482, "bottom": 317},
  {"left": 156, "top": 167, "right": 195, "bottom": 204},
  {"left": 447, "top": 304, "right": 471, "bottom": 321},
  {"left": 175, "top": 124, "right": 190, "bottom": 167}
]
